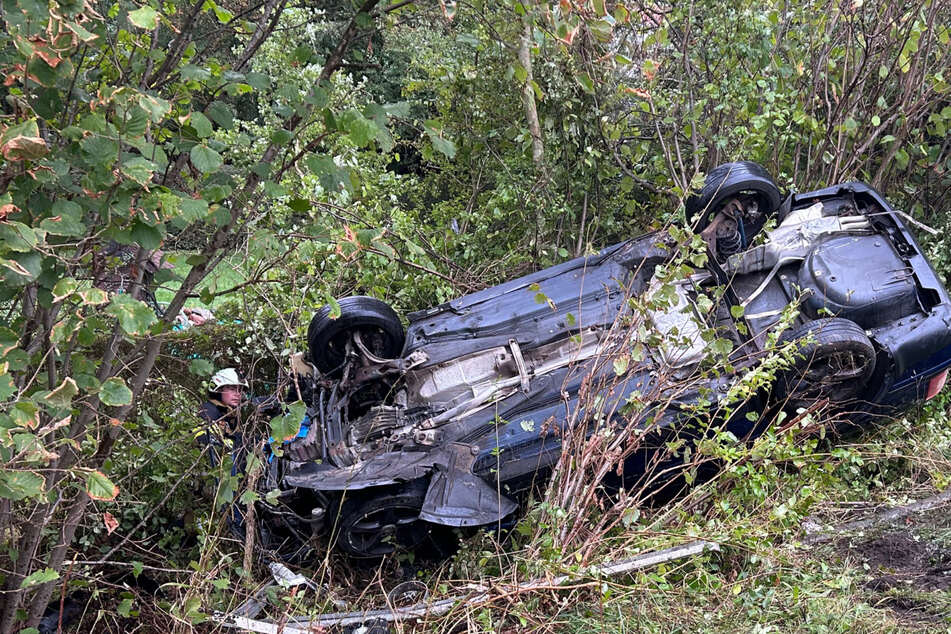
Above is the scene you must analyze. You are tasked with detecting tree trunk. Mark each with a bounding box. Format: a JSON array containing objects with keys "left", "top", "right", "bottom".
[{"left": 518, "top": 19, "right": 545, "bottom": 170}]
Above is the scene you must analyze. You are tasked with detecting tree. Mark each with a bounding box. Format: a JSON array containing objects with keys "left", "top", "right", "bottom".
[{"left": 0, "top": 0, "right": 427, "bottom": 629}]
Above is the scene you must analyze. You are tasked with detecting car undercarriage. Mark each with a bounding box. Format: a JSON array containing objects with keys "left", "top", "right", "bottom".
[{"left": 256, "top": 162, "right": 951, "bottom": 559}]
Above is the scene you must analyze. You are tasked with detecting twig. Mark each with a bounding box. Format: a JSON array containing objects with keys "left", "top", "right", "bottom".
[{"left": 60, "top": 560, "right": 194, "bottom": 574}]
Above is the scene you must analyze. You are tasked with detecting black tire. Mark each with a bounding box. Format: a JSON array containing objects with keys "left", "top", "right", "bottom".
[
  {"left": 779, "top": 318, "right": 876, "bottom": 410},
  {"left": 308, "top": 296, "right": 404, "bottom": 377},
  {"left": 332, "top": 483, "right": 453, "bottom": 559},
  {"left": 686, "top": 161, "right": 783, "bottom": 256}
]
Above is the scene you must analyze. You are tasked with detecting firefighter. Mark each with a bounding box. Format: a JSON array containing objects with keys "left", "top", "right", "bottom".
[{"left": 195, "top": 368, "right": 250, "bottom": 536}]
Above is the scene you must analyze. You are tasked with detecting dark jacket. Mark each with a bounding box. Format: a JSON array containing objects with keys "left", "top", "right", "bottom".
[{"left": 196, "top": 398, "right": 246, "bottom": 473}]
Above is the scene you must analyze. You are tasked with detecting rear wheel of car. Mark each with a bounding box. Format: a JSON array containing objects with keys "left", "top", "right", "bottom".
[
  {"left": 308, "top": 296, "right": 404, "bottom": 377},
  {"left": 779, "top": 318, "right": 876, "bottom": 410},
  {"left": 687, "top": 161, "right": 783, "bottom": 260}
]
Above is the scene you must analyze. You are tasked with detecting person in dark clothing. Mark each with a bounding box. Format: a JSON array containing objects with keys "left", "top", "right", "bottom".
[
  {"left": 196, "top": 368, "right": 250, "bottom": 535},
  {"left": 197, "top": 368, "right": 247, "bottom": 466}
]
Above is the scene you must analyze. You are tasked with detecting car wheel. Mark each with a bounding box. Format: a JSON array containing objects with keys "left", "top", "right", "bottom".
[
  {"left": 779, "top": 317, "right": 876, "bottom": 409},
  {"left": 334, "top": 484, "right": 428, "bottom": 558},
  {"left": 687, "top": 161, "right": 783, "bottom": 259},
  {"left": 308, "top": 296, "right": 404, "bottom": 377},
  {"left": 333, "top": 483, "right": 454, "bottom": 559}
]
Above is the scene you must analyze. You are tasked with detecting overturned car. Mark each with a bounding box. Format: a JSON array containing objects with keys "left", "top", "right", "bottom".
[{"left": 258, "top": 162, "right": 951, "bottom": 558}]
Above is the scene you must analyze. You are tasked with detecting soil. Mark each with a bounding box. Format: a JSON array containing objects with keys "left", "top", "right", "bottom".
[
  {"left": 834, "top": 509, "right": 951, "bottom": 623},
  {"left": 855, "top": 532, "right": 951, "bottom": 592}
]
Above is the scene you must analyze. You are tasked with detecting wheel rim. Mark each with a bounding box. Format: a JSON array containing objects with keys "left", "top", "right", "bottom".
[
  {"left": 325, "top": 326, "right": 398, "bottom": 370},
  {"left": 790, "top": 347, "right": 874, "bottom": 403},
  {"left": 344, "top": 503, "right": 425, "bottom": 557}
]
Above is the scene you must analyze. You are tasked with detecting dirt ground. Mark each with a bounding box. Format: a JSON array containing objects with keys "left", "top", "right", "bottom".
[{"left": 835, "top": 508, "right": 951, "bottom": 624}]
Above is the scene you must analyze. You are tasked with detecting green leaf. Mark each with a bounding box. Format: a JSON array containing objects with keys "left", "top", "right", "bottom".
[
  {"left": 303, "top": 86, "right": 328, "bottom": 109},
  {"left": 424, "top": 124, "right": 456, "bottom": 159},
  {"left": 287, "top": 198, "right": 311, "bottom": 212},
  {"left": 269, "top": 401, "right": 306, "bottom": 442},
  {"left": 0, "top": 252, "right": 42, "bottom": 285},
  {"left": 188, "top": 111, "right": 213, "bottom": 138},
  {"left": 270, "top": 129, "right": 292, "bottom": 145},
  {"left": 40, "top": 200, "right": 86, "bottom": 237},
  {"left": 65, "top": 19, "right": 99, "bottom": 42},
  {"left": 138, "top": 94, "right": 171, "bottom": 122},
  {"left": 238, "top": 490, "right": 259, "bottom": 505},
  {"left": 122, "top": 105, "right": 149, "bottom": 137},
  {"left": 327, "top": 296, "right": 341, "bottom": 319},
  {"left": 576, "top": 72, "right": 595, "bottom": 94},
  {"left": 130, "top": 221, "right": 163, "bottom": 250},
  {"left": 0, "top": 373, "right": 15, "bottom": 400},
  {"left": 304, "top": 154, "right": 351, "bottom": 191},
  {"left": 85, "top": 469, "right": 119, "bottom": 500},
  {"left": 339, "top": 109, "right": 380, "bottom": 148},
  {"left": 211, "top": 3, "right": 233, "bottom": 23},
  {"left": 292, "top": 44, "right": 312, "bottom": 63},
  {"left": 0, "top": 470, "right": 45, "bottom": 501},
  {"left": 182, "top": 595, "right": 207, "bottom": 624},
  {"left": 19, "top": 568, "right": 58, "bottom": 588},
  {"left": 710, "top": 338, "right": 733, "bottom": 357},
  {"left": 128, "top": 6, "right": 159, "bottom": 29},
  {"left": 0, "top": 222, "right": 38, "bottom": 252},
  {"left": 512, "top": 62, "right": 527, "bottom": 83},
  {"left": 245, "top": 72, "right": 270, "bottom": 92},
  {"left": 44, "top": 377, "right": 78, "bottom": 409},
  {"left": 190, "top": 144, "right": 222, "bottom": 173},
  {"left": 131, "top": 561, "right": 143, "bottom": 578},
  {"left": 117, "top": 597, "right": 134, "bottom": 618},
  {"left": 211, "top": 577, "right": 230, "bottom": 590},
  {"left": 106, "top": 294, "right": 157, "bottom": 336},
  {"left": 11, "top": 402, "right": 39, "bottom": 428},
  {"left": 100, "top": 377, "right": 133, "bottom": 406},
  {"left": 0, "top": 327, "right": 18, "bottom": 359},
  {"left": 180, "top": 64, "right": 211, "bottom": 81},
  {"left": 206, "top": 101, "right": 234, "bottom": 130},
  {"left": 120, "top": 157, "right": 157, "bottom": 186},
  {"left": 78, "top": 287, "right": 109, "bottom": 305},
  {"left": 178, "top": 197, "right": 209, "bottom": 222},
  {"left": 189, "top": 358, "right": 214, "bottom": 376}
]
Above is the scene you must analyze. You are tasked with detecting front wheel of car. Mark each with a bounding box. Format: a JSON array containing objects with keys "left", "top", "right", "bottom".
[
  {"left": 332, "top": 483, "right": 457, "bottom": 559},
  {"left": 308, "top": 296, "right": 404, "bottom": 377},
  {"left": 778, "top": 318, "right": 877, "bottom": 410},
  {"left": 687, "top": 161, "right": 783, "bottom": 260}
]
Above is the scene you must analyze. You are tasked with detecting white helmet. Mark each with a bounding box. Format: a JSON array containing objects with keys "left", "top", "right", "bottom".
[{"left": 210, "top": 368, "right": 248, "bottom": 390}]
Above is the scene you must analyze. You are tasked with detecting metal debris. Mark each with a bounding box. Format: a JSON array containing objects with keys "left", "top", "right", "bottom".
[{"left": 214, "top": 540, "right": 720, "bottom": 632}]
